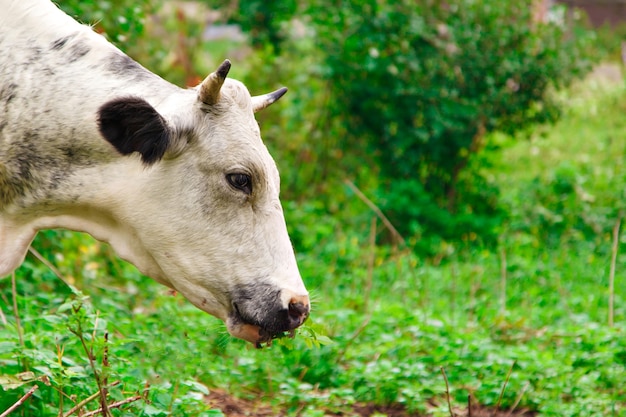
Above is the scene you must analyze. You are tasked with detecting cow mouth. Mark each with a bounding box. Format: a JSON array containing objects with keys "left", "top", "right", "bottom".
[
  {"left": 227, "top": 303, "right": 297, "bottom": 348},
  {"left": 257, "top": 327, "right": 296, "bottom": 348}
]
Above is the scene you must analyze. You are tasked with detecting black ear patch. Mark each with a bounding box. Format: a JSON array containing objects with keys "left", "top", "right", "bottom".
[{"left": 98, "top": 97, "right": 171, "bottom": 164}]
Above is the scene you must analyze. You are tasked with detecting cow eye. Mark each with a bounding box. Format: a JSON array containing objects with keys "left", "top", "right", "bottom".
[{"left": 226, "top": 173, "right": 252, "bottom": 194}]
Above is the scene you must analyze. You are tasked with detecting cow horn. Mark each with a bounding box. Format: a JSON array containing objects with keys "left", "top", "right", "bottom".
[
  {"left": 198, "top": 59, "right": 231, "bottom": 105},
  {"left": 251, "top": 87, "right": 288, "bottom": 113}
]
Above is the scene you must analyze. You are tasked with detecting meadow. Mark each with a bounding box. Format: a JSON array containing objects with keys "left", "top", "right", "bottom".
[
  {"left": 2, "top": 75, "right": 625, "bottom": 416},
  {"left": 2, "top": 1, "right": 626, "bottom": 416}
]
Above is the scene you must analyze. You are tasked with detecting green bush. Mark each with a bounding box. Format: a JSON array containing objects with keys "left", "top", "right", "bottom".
[
  {"left": 497, "top": 85, "right": 626, "bottom": 251},
  {"left": 305, "top": 0, "right": 593, "bottom": 252}
]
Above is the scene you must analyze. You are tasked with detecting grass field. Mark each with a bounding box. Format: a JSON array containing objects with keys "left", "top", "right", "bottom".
[{"left": 1, "top": 75, "right": 625, "bottom": 416}]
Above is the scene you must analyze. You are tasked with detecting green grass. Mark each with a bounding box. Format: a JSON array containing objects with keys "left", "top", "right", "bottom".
[{"left": 2, "top": 79, "right": 626, "bottom": 416}]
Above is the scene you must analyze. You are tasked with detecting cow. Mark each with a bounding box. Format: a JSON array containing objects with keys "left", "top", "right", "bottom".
[{"left": 0, "top": 0, "right": 309, "bottom": 347}]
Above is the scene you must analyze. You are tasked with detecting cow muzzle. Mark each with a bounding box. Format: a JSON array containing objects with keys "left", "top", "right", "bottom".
[{"left": 226, "top": 290, "right": 310, "bottom": 347}]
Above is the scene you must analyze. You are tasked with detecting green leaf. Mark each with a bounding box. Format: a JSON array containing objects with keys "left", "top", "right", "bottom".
[
  {"left": 183, "top": 380, "right": 209, "bottom": 395},
  {"left": 141, "top": 404, "right": 168, "bottom": 416},
  {"left": 314, "top": 335, "right": 334, "bottom": 346}
]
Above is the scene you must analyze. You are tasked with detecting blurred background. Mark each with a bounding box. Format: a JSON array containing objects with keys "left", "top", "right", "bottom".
[{"left": 2, "top": 0, "right": 626, "bottom": 416}]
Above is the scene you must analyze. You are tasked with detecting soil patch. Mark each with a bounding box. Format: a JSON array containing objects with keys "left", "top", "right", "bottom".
[
  {"left": 206, "top": 389, "right": 277, "bottom": 417},
  {"left": 206, "top": 389, "right": 537, "bottom": 417}
]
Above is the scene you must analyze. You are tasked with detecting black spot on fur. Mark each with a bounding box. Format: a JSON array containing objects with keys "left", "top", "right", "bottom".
[
  {"left": 67, "top": 41, "right": 90, "bottom": 63},
  {"left": 0, "top": 131, "right": 42, "bottom": 207},
  {"left": 25, "top": 46, "right": 42, "bottom": 66},
  {"left": 50, "top": 35, "right": 73, "bottom": 50},
  {"left": 104, "top": 53, "right": 154, "bottom": 83},
  {"left": 61, "top": 146, "right": 76, "bottom": 159},
  {"left": 0, "top": 83, "right": 17, "bottom": 105},
  {"left": 107, "top": 53, "right": 144, "bottom": 75},
  {"left": 98, "top": 97, "right": 171, "bottom": 164}
]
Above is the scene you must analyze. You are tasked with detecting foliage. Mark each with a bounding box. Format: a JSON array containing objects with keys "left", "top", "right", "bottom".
[
  {"left": 493, "top": 82, "right": 626, "bottom": 249},
  {"left": 299, "top": 0, "right": 594, "bottom": 251},
  {"left": 57, "top": 0, "right": 153, "bottom": 46},
  {"left": 231, "top": 0, "right": 297, "bottom": 53}
]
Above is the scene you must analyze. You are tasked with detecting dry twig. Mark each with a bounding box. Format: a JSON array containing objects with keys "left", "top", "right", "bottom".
[
  {"left": 28, "top": 246, "right": 71, "bottom": 287},
  {"left": 440, "top": 367, "right": 454, "bottom": 417},
  {"left": 103, "top": 332, "right": 109, "bottom": 402},
  {"left": 609, "top": 215, "right": 621, "bottom": 327},
  {"left": 335, "top": 315, "right": 372, "bottom": 365},
  {"left": 0, "top": 385, "right": 39, "bottom": 417},
  {"left": 11, "top": 272, "right": 24, "bottom": 349},
  {"left": 63, "top": 381, "right": 121, "bottom": 417},
  {"left": 363, "top": 217, "right": 377, "bottom": 313},
  {"left": 344, "top": 179, "right": 406, "bottom": 247},
  {"left": 81, "top": 396, "right": 142, "bottom": 417},
  {"left": 505, "top": 381, "right": 530, "bottom": 417},
  {"left": 499, "top": 245, "right": 507, "bottom": 317},
  {"left": 495, "top": 360, "right": 517, "bottom": 413}
]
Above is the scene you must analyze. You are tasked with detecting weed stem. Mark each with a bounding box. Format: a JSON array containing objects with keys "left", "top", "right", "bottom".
[
  {"left": 63, "top": 381, "right": 121, "bottom": 417},
  {"left": 28, "top": 246, "right": 72, "bottom": 287},
  {"left": 81, "top": 396, "right": 141, "bottom": 417},
  {"left": 0, "top": 384, "right": 39, "bottom": 417},
  {"left": 609, "top": 215, "right": 621, "bottom": 327},
  {"left": 10, "top": 272, "right": 24, "bottom": 350},
  {"left": 344, "top": 179, "right": 406, "bottom": 247},
  {"left": 69, "top": 309, "right": 111, "bottom": 417},
  {"left": 440, "top": 366, "right": 454, "bottom": 417},
  {"left": 505, "top": 381, "right": 529, "bottom": 417},
  {"left": 495, "top": 360, "right": 516, "bottom": 411},
  {"left": 499, "top": 245, "right": 507, "bottom": 318}
]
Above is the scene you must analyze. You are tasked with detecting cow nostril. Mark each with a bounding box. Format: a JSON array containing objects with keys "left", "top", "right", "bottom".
[
  {"left": 284, "top": 293, "right": 310, "bottom": 330},
  {"left": 288, "top": 300, "right": 310, "bottom": 323}
]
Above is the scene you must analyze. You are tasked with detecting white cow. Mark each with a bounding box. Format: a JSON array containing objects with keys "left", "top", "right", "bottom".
[{"left": 0, "top": 0, "right": 309, "bottom": 346}]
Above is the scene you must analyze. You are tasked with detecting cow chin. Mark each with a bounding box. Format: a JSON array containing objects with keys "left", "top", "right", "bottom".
[
  {"left": 225, "top": 311, "right": 301, "bottom": 348},
  {"left": 226, "top": 320, "right": 267, "bottom": 346}
]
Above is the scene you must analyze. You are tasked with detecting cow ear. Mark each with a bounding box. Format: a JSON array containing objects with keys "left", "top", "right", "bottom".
[{"left": 98, "top": 97, "right": 171, "bottom": 165}]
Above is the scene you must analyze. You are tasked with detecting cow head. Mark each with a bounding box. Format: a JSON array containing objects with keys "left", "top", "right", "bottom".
[
  {"left": 92, "top": 60, "right": 309, "bottom": 346},
  {"left": 0, "top": 0, "right": 310, "bottom": 348}
]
